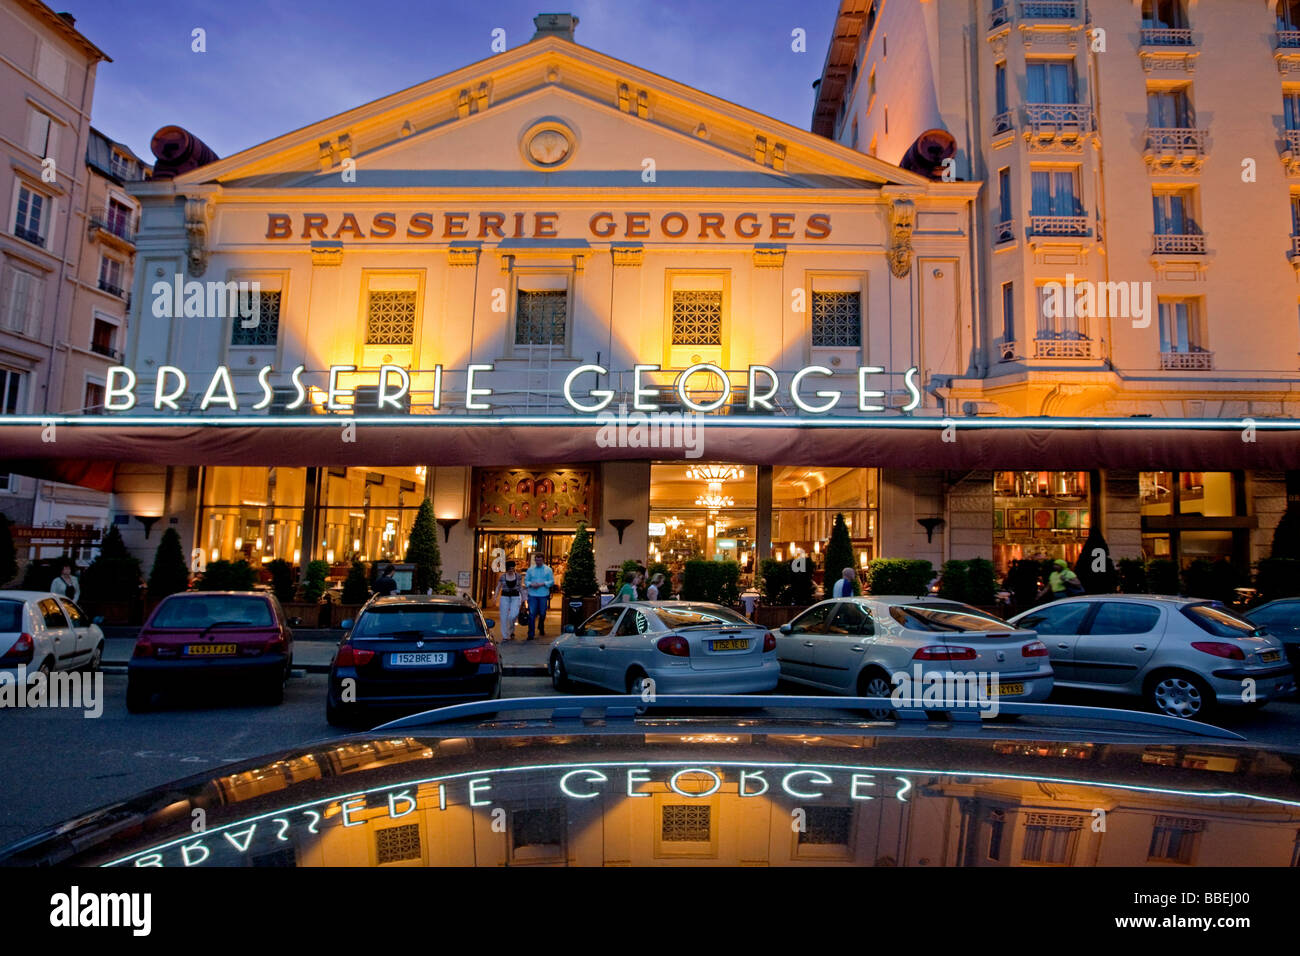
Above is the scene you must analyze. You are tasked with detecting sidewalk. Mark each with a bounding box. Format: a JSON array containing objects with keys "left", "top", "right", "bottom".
[{"left": 99, "top": 628, "right": 552, "bottom": 676}]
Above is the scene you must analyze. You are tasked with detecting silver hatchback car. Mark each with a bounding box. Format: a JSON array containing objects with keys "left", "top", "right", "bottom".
[
  {"left": 772, "top": 596, "right": 1053, "bottom": 706},
  {"left": 1009, "top": 595, "right": 1296, "bottom": 720}
]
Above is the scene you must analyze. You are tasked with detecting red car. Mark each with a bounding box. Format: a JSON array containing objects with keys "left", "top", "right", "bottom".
[{"left": 126, "top": 591, "right": 293, "bottom": 712}]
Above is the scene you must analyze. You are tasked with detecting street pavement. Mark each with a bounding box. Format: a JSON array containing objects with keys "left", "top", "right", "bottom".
[{"left": 1, "top": 662, "right": 1297, "bottom": 850}]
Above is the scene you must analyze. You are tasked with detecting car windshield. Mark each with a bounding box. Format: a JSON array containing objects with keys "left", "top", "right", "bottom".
[
  {"left": 650, "top": 605, "right": 752, "bottom": 628},
  {"left": 890, "top": 602, "right": 1008, "bottom": 632},
  {"left": 150, "top": 596, "right": 274, "bottom": 628},
  {"left": 355, "top": 606, "right": 483, "bottom": 638},
  {"left": 0, "top": 600, "right": 22, "bottom": 632},
  {"left": 1183, "top": 603, "right": 1262, "bottom": 638}
]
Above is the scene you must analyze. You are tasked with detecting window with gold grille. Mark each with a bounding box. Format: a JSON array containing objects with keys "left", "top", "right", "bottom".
[
  {"left": 515, "top": 290, "right": 567, "bottom": 346},
  {"left": 661, "top": 804, "right": 712, "bottom": 842},
  {"left": 366, "top": 290, "right": 416, "bottom": 345},
  {"left": 375, "top": 823, "right": 421, "bottom": 863},
  {"left": 231, "top": 290, "right": 281, "bottom": 346},
  {"left": 671, "top": 290, "right": 722, "bottom": 346},
  {"left": 798, "top": 805, "right": 854, "bottom": 845},
  {"left": 811, "top": 291, "right": 862, "bottom": 347}
]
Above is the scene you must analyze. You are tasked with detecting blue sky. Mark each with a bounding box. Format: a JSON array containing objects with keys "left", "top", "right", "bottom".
[{"left": 67, "top": 0, "right": 842, "bottom": 163}]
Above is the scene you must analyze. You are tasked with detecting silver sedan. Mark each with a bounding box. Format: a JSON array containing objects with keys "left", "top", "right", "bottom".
[
  {"left": 1009, "top": 595, "right": 1296, "bottom": 720},
  {"left": 772, "top": 596, "right": 1053, "bottom": 706},
  {"left": 549, "top": 601, "right": 779, "bottom": 695}
]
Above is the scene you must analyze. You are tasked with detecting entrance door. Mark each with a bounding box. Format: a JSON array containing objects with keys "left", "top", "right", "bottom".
[{"left": 474, "top": 529, "right": 575, "bottom": 616}]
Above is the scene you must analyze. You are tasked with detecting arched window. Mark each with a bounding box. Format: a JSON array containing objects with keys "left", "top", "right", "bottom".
[
  {"left": 1142, "top": 0, "right": 1187, "bottom": 30},
  {"left": 1279, "top": 0, "right": 1300, "bottom": 32}
]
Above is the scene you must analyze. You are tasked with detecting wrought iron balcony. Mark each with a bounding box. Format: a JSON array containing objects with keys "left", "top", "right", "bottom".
[
  {"left": 1160, "top": 349, "right": 1213, "bottom": 370},
  {"left": 1292, "top": 235, "right": 1300, "bottom": 257},
  {"left": 97, "top": 278, "right": 126, "bottom": 299},
  {"left": 1024, "top": 104, "right": 1093, "bottom": 144},
  {"left": 1020, "top": 1, "right": 1078, "bottom": 21},
  {"left": 989, "top": 4, "right": 1011, "bottom": 29},
  {"left": 992, "top": 111, "right": 1015, "bottom": 136},
  {"left": 995, "top": 219, "right": 1017, "bottom": 244},
  {"left": 1278, "top": 30, "right": 1300, "bottom": 49},
  {"left": 1028, "top": 215, "right": 1089, "bottom": 237},
  {"left": 1143, "top": 127, "right": 1207, "bottom": 171},
  {"left": 88, "top": 206, "right": 136, "bottom": 244},
  {"left": 89, "top": 342, "right": 120, "bottom": 360},
  {"left": 1034, "top": 335, "right": 1098, "bottom": 360},
  {"left": 1153, "top": 233, "right": 1205, "bottom": 254},
  {"left": 1140, "top": 27, "right": 1193, "bottom": 47}
]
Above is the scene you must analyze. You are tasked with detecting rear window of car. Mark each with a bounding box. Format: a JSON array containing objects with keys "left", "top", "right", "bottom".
[
  {"left": 150, "top": 596, "right": 275, "bottom": 629},
  {"left": 650, "top": 605, "right": 752, "bottom": 628},
  {"left": 1182, "top": 603, "right": 1261, "bottom": 638},
  {"left": 889, "top": 602, "right": 1008, "bottom": 632},
  {"left": 355, "top": 605, "right": 484, "bottom": 638},
  {"left": 0, "top": 601, "right": 22, "bottom": 632}
]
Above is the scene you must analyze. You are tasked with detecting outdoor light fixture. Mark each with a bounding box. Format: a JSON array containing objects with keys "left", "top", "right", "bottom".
[
  {"left": 234, "top": 537, "right": 242, "bottom": 550},
  {"left": 608, "top": 518, "right": 634, "bottom": 543},
  {"left": 435, "top": 517, "right": 461, "bottom": 543},
  {"left": 917, "top": 517, "right": 945, "bottom": 543}
]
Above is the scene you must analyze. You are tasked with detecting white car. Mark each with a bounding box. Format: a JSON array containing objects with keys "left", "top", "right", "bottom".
[
  {"left": 773, "top": 596, "right": 1054, "bottom": 705},
  {"left": 549, "top": 601, "right": 779, "bottom": 695},
  {"left": 0, "top": 590, "right": 106, "bottom": 681}
]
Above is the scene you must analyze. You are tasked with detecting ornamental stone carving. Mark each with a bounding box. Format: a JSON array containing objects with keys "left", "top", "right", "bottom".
[
  {"left": 888, "top": 198, "right": 916, "bottom": 279},
  {"left": 184, "top": 196, "right": 213, "bottom": 277}
]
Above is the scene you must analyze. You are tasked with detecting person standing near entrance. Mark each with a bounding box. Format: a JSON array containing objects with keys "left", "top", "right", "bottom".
[
  {"left": 1046, "top": 558, "right": 1084, "bottom": 601},
  {"left": 646, "top": 573, "right": 666, "bottom": 602},
  {"left": 831, "top": 567, "right": 859, "bottom": 598},
  {"left": 495, "top": 560, "right": 523, "bottom": 642},
  {"left": 49, "top": 561, "right": 80, "bottom": 602},
  {"left": 524, "top": 552, "right": 555, "bottom": 640},
  {"left": 372, "top": 564, "right": 398, "bottom": 597}
]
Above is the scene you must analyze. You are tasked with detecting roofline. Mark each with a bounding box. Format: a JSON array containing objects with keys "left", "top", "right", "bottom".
[
  {"left": 171, "top": 33, "right": 930, "bottom": 189},
  {"left": 811, "top": 0, "right": 868, "bottom": 139},
  {"left": 16, "top": 0, "right": 111, "bottom": 63}
]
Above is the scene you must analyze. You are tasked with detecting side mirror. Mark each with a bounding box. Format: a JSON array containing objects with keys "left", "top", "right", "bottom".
[
  {"left": 92, "top": 615, "right": 104, "bottom": 625},
  {"left": 779, "top": 624, "right": 793, "bottom": 634},
  {"left": 339, "top": 619, "right": 353, "bottom": 630},
  {"left": 484, "top": 619, "right": 495, "bottom": 630}
]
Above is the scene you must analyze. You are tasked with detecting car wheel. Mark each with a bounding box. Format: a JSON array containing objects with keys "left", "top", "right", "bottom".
[
  {"left": 550, "top": 653, "right": 571, "bottom": 692},
  {"left": 856, "top": 669, "right": 897, "bottom": 719},
  {"left": 626, "top": 667, "right": 652, "bottom": 697},
  {"left": 262, "top": 677, "right": 285, "bottom": 706},
  {"left": 125, "top": 680, "right": 152, "bottom": 714},
  {"left": 81, "top": 643, "right": 103, "bottom": 673},
  {"left": 326, "top": 697, "right": 356, "bottom": 728},
  {"left": 1147, "top": 672, "right": 1215, "bottom": 721},
  {"left": 31, "top": 656, "right": 53, "bottom": 684}
]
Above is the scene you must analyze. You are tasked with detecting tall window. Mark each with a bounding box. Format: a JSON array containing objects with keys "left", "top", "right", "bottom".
[
  {"left": 1143, "top": 0, "right": 1188, "bottom": 29},
  {"left": 514, "top": 289, "right": 567, "bottom": 346},
  {"left": 1152, "top": 189, "right": 1198, "bottom": 235},
  {"left": 998, "top": 168, "right": 1013, "bottom": 222},
  {"left": 671, "top": 290, "right": 723, "bottom": 346},
  {"left": 1030, "top": 168, "right": 1082, "bottom": 217},
  {"left": 1148, "top": 817, "right": 1202, "bottom": 863},
  {"left": 365, "top": 290, "right": 416, "bottom": 345},
  {"left": 231, "top": 290, "right": 281, "bottom": 347},
  {"left": 1285, "top": 89, "right": 1300, "bottom": 130},
  {"left": 83, "top": 381, "right": 105, "bottom": 414},
  {"left": 1158, "top": 298, "right": 1205, "bottom": 353},
  {"left": 994, "top": 62, "right": 1009, "bottom": 128},
  {"left": 90, "top": 317, "right": 117, "bottom": 357},
  {"left": 1147, "top": 87, "right": 1193, "bottom": 127},
  {"left": 811, "top": 291, "right": 862, "bottom": 347},
  {"left": 1292, "top": 195, "right": 1300, "bottom": 236},
  {"left": 1001, "top": 282, "right": 1016, "bottom": 348},
  {"left": 1038, "top": 285, "right": 1085, "bottom": 338},
  {"left": 14, "top": 184, "right": 48, "bottom": 247},
  {"left": 1279, "top": 0, "right": 1300, "bottom": 31},
  {"left": 1021, "top": 813, "right": 1084, "bottom": 865},
  {"left": 0, "top": 368, "right": 26, "bottom": 414},
  {"left": 1026, "top": 60, "right": 1077, "bottom": 103},
  {"left": 2, "top": 265, "right": 43, "bottom": 337},
  {"left": 105, "top": 198, "right": 132, "bottom": 239},
  {"left": 98, "top": 256, "right": 124, "bottom": 297},
  {"left": 26, "top": 109, "right": 56, "bottom": 160}
]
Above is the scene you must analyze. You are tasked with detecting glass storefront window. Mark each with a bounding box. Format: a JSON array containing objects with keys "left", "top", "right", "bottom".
[
  {"left": 992, "top": 471, "right": 1091, "bottom": 577},
  {"left": 1140, "top": 472, "right": 1244, "bottom": 568}
]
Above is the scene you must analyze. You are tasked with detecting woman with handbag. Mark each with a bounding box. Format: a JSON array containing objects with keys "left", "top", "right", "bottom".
[{"left": 495, "top": 561, "right": 523, "bottom": 642}]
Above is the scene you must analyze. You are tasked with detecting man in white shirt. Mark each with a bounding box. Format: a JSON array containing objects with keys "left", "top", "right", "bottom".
[
  {"left": 831, "top": 567, "right": 859, "bottom": 598},
  {"left": 523, "top": 553, "right": 555, "bottom": 640}
]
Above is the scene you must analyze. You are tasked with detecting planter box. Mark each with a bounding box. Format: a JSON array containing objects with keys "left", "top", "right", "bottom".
[
  {"left": 281, "top": 601, "right": 321, "bottom": 628},
  {"left": 561, "top": 595, "right": 602, "bottom": 629},
  {"left": 328, "top": 603, "right": 364, "bottom": 629},
  {"left": 87, "top": 599, "right": 132, "bottom": 626},
  {"left": 752, "top": 605, "right": 808, "bottom": 629}
]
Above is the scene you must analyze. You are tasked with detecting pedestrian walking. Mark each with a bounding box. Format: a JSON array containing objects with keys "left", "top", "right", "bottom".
[
  {"left": 646, "top": 572, "right": 666, "bottom": 601},
  {"left": 614, "top": 571, "right": 638, "bottom": 602},
  {"left": 372, "top": 563, "right": 398, "bottom": 596},
  {"left": 524, "top": 552, "right": 555, "bottom": 639},
  {"left": 1043, "top": 558, "right": 1084, "bottom": 601},
  {"left": 831, "top": 566, "right": 859, "bottom": 598},
  {"left": 49, "top": 561, "right": 80, "bottom": 602},
  {"left": 495, "top": 560, "right": 523, "bottom": 642}
]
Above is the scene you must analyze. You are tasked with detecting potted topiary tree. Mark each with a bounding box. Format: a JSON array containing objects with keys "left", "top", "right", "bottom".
[
  {"left": 282, "top": 559, "right": 329, "bottom": 627},
  {"left": 1073, "top": 529, "right": 1118, "bottom": 595},
  {"left": 196, "top": 559, "right": 257, "bottom": 591},
  {"left": 563, "top": 521, "right": 600, "bottom": 627},
  {"left": 80, "top": 526, "right": 143, "bottom": 624},
  {"left": 266, "top": 558, "right": 295, "bottom": 605},
  {"left": 334, "top": 559, "right": 370, "bottom": 628},
  {"left": 405, "top": 499, "right": 441, "bottom": 595},
  {"left": 146, "top": 527, "right": 189, "bottom": 611}
]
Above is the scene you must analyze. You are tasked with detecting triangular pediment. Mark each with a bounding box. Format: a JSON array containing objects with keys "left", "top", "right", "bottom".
[{"left": 174, "top": 36, "right": 929, "bottom": 192}]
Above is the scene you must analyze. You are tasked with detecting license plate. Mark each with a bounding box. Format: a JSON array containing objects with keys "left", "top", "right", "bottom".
[
  {"left": 1260, "top": 651, "right": 1282, "bottom": 663},
  {"left": 710, "top": 639, "right": 749, "bottom": 652},
  {"left": 993, "top": 682, "right": 1024, "bottom": 696},
  {"left": 389, "top": 652, "right": 449, "bottom": 667},
  {"left": 184, "top": 644, "right": 237, "bottom": 656}
]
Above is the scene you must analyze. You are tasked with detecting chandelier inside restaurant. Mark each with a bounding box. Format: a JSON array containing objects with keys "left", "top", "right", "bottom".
[{"left": 690, "top": 463, "right": 744, "bottom": 509}]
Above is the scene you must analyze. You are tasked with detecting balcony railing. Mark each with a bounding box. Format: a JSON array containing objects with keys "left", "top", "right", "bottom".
[
  {"left": 1292, "top": 235, "right": 1300, "bottom": 257},
  {"left": 89, "top": 342, "right": 120, "bottom": 360},
  {"left": 1025, "top": 103, "right": 1093, "bottom": 140},
  {"left": 997, "top": 339, "right": 1018, "bottom": 361},
  {"left": 89, "top": 206, "right": 136, "bottom": 243},
  {"left": 992, "top": 111, "right": 1014, "bottom": 136},
  {"left": 1153, "top": 233, "right": 1205, "bottom": 254},
  {"left": 97, "top": 278, "right": 126, "bottom": 299},
  {"left": 1144, "top": 127, "right": 1207, "bottom": 169},
  {"left": 1278, "top": 30, "right": 1300, "bottom": 49},
  {"left": 995, "top": 219, "right": 1017, "bottom": 244},
  {"left": 1161, "top": 350, "right": 1213, "bottom": 370},
  {"left": 1140, "top": 27, "right": 1193, "bottom": 47},
  {"left": 1021, "top": 1, "right": 1077, "bottom": 20},
  {"left": 13, "top": 225, "right": 44, "bottom": 247},
  {"left": 1028, "top": 215, "right": 1089, "bottom": 237},
  {"left": 990, "top": 4, "right": 1010, "bottom": 29},
  {"left": 1034, "top": 336, "right": 1098, "bottom": 360}
]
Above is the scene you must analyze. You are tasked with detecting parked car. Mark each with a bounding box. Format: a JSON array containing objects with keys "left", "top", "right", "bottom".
[
  {"left": 0, "top": 591, "right": 105, "bottom": 680},
  {"left": 126, "top": 591, "right": 293, "bottom": 712},
  {"left": 1009, "top": 595, "right": 1295, "bottom": 720},
  {"left": 326, "top": 595, "right": 500, "bottom": 726},
  {"left": 772, "top": 596, "right": 1052, "bottom": 706},
  {"left": 549, "top": 601, "right": 778, "bottom": 695},
  {"left": 1243, "top": 597, "right": 1300, "bottom": 675}
]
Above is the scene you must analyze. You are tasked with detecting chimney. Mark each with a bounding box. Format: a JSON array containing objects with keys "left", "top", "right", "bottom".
[
  {"left": 532, "top": 12, "right": 578, "bottom": 41},
  {"left": 57, "top": 11, "right": 76, "bottom": 26}
]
